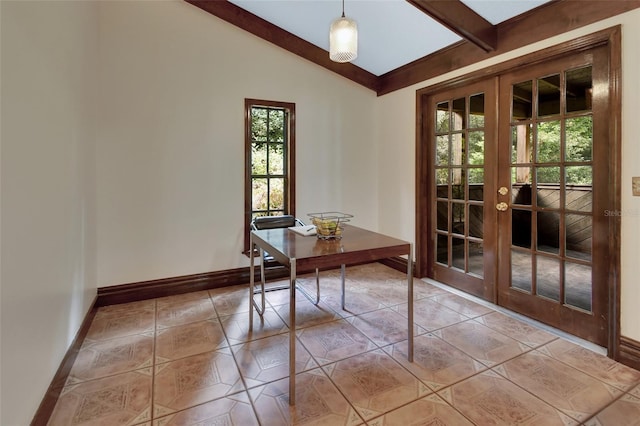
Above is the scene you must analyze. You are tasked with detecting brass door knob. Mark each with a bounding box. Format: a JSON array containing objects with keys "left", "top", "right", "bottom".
[
  {"left": 496, "top": 202, "right": 509, "bottom": 212},
  {"left": 498, "top": 186, "right": 509, "bottom": 196}
]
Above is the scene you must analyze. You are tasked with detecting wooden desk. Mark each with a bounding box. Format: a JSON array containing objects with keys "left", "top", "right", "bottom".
[{"left": 249, "top": 224, "right": 414, "bottom": 405}]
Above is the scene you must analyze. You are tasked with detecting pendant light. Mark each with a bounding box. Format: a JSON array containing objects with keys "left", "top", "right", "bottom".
[{"left": 329, "top": 0, "right": 358, "bottom": 63}]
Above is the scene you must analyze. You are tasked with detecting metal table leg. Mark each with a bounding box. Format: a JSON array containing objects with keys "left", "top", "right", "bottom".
[
  {"left": 407, "top": 244, "right": 414, "bottom": 362},
  {"left": 289, "top": 258, "right": 296, "bottom": 405}
]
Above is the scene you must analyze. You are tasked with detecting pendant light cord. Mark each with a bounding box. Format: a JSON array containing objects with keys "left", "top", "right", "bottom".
[{"left": 341, "top": 0, "right": 345, "bottom": 18}]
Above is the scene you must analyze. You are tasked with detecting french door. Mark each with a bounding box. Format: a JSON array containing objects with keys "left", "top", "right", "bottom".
[{"left": 419, "top": 44, "right": 615, "bottom": 347}]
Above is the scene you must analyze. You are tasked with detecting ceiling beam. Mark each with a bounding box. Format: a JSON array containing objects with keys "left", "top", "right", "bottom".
[
  {"left": 185, "top": 0, "right": 379, "bottom": 92},
  {"left": 378, "top": 0, "right": 640, "bottom": 95},
  {"left": 406, "top": 0, "right": 497, "bottom": 52}
]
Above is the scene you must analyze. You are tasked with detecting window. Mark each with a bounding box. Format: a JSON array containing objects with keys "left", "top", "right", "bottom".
[{"left": 244, "top": 99, "right": 296, "bottom": 251}]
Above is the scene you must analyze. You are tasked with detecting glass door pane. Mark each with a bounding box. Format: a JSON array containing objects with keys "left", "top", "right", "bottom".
[{"left": 434, "top": 94, "right": 485, "bottom": 280}]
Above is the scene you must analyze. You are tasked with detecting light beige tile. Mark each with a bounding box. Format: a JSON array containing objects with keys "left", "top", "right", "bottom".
[
  {"left": 497, "top": 351, "right": 624, "bottom": 422},
  {"left": 153, "top": 349, "right": 244, "bottom": 418},
  {"left": 384, "top": 334, "right": 486, "bottom": 391},
  {"left": 49, "top": 370, "right": 152, "bottom": 425},
  {"left": 436, "top": 320, "right": 529, "bottom": 367},
  {"left": 368, "top": 394, "right": 473, "bottom": 426},
  {"left": 323, "top": 349, "right": 430, "bottom": 421},
  {"left": 297, "top": 319, "right": 377, "bottom": 365},
  {"left": 249, "top": 369, "right": 364, "bottom": 426},
  {"left": 440, "top": 370, "right": 578, "bottom": 425},
  {"left": 155, "top": 319, "right": 228, "bottom": 364},
  {"left": 153, "top": 391, "right": 258, "bottom": 426},
  {"left": 66, "top": 333, "right": 154, "bottom": 385},
  {"left": 539, "top": 338, "right": 640, "bottom": 391}
]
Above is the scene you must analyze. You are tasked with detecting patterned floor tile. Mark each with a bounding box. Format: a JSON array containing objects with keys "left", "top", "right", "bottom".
[
  {"left": 368, "top": 280, "right": 412, "bottom": 307},
  {"left": 473, "top": 311, "right": 558, "bottom": 348},
  {"left": 539, "top": 338, "right": 640, "bottom": 391},
  {"left": 297, "top": 319, "right": 377, "bottom": 366},
  {"left": 631, "top": 384, "right": 640, "bottom": 399},
  {"left": 384, "top": 334, "right": 486, "bottom": 391},
  {"left": 249, "top": 369, "right": 364, "bottom": 426},
  {"left": 210, "top": 285, "right": 252, "bottom": 316},
  {"left": 321, "top": 291, "right": 386, "bottom": 318},
  {"left": 368, "top": 394, "right": 474, "bottom": 426},
  {"left": 323, "top": 349, "right": 430, "bottom": 421},
  {"left": 85, "top": 302, "right": 156, "bottom": 342},
  {"left": 436, "top": 320, "right": 530, "bottom": 367},
  {"left": 153, "top": 348, "right": 244, "bottom": 418},
  {"left": 219, "top": 306, "right": 288, "bottom": 345},
  {"left": 262, "top": 286, "right": 313, "bottom": 308},
  {"left": 66, "top": 333, "right": 154, "bottom": 385},
  {"left": 440, "top": 370, "right": 578, "bottom": 425},
  {"left": 48, "top": 370, "right": 153, "bottom": 425},
  {"left": 431, "top": 293, "right": 495, "bottom": 318},
  {"left": 156, "top": 297, "right": 216, "bottom": 329},
  {"left": 232, "top": 333, "right": 316, "bottom": 389},
  {"left": 584, "top": 393, "right": 640, "bottom": 426},
  {"left": 496, "top": 351, "right": 623, "bottom": 422},
  {"left": 93, "top": 299, "right": 155, "bottom": 317},
  {"left": 153, "top": 391, "right": 258, "bottom": 426},
  {"left": 156, "top": 290, "right": 211, "bottom": 305},
  {"left": 396, "top": 297, "right": 469, "bottom": 331},
  {"left": 155, "top": 319, "right": 228, "bottom": 364},
  {"left": 413, "top": 281, "right": 450, "bottom": 300},
  {"left": 274, "top": 299, "right": 342, "bottom": 329},
  {"left": 348, "top": 307, "right": 423, "bottom": 347}
]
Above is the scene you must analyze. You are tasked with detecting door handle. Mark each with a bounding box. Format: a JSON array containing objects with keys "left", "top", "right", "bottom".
[
  {"left": 496, "top": 202, "right": 509, "bottom": 212},
  {"left": 498, "top": 186, "right": 509, "bottom": 196}
]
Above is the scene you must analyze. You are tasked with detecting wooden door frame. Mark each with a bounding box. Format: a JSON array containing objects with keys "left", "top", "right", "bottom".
[{"left": 415, "top": 26, "right": 621, "bottom": 356}]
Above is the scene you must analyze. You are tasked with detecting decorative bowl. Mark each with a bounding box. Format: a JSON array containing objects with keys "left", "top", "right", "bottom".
[{"left": 307, "top": 212, "right": 353, "bottom": 240}]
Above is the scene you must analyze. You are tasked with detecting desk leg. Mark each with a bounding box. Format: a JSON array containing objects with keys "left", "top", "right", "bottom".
[
  {"left": 289, "top": 258, "right": 296, "bottom": 405},
  {"left": 249, "top": 235, "right": 254, "bottom": 330},
  {"left": 407, "top": 244, "right": 414, "bottom": 362},
  {"left": 340, "top": 264, "right": 346, "bottom": 310}
]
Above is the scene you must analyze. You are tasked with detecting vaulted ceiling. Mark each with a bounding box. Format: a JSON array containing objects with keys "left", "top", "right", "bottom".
[{"left": 185, "top": 0, "right": 640, "bottom": 95}]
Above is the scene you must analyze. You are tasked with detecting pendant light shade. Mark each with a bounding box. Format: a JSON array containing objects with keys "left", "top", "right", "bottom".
[{"left": 329, "top": 2, "right": 357, "bottom": 63}]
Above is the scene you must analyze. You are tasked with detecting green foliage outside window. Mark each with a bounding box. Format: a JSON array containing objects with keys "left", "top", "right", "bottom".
[{"left": 250, "top": 106, "right": 287, "bottom": 216}]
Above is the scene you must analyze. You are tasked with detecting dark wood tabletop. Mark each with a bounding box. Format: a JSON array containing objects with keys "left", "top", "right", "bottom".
[{"left": 250, "top": 224, "right": 411, "bottom": 271}]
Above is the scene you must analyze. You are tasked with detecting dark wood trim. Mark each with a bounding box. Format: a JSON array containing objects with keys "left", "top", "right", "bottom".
[
  {"left": 415, "top": 26, "right": 622, "bottom": 353},
  {"left": 415, "top": 27, "right": 617, "bottom": 98},
  {"left": 607, "top": 26, "right": 623, "bottom": 360},
  {"left": 619, "top": 336, "right": 640, "bottom": 371},
  {"left": 184, "top": 0, "right": 379, "bottom": 92},
  {"left": 378, "top": 0, "right": 639, "bottom": 95},
  {"left": 407, "top": 0, "right": 497, "bottom": 52},
  {"left": 97, "top": 266, "right": 290, "bottom": 306},
  {"left": 30, "top": 298, "right": 98, "bottom": 426},
  {"left": 243, "top": 99, "right": 297, "bottom": 254}
]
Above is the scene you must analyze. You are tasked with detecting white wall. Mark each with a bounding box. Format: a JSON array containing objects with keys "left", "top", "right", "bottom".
[
  {"left": 96, "top": 0, "right": 378, "bottom": 287},
  {"left": 375, "top": 9, "right": 640, "bottom": 342},
  {"left": 0, "top": 1, "right": 98, "bottom": 425}
]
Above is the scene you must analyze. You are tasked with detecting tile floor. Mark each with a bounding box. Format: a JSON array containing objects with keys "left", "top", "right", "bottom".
[{"left": 47, "top": 263, "right": 640, "bottom": 425}]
